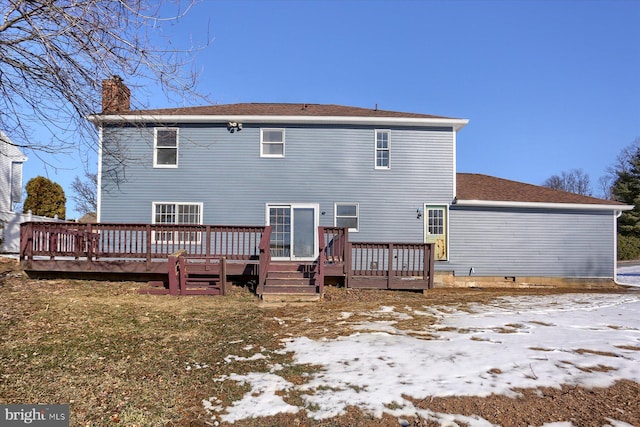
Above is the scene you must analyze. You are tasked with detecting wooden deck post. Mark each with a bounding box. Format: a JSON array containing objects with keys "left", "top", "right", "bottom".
[
  {"left": 86, "top": 224, "right": 94, "bottom": 261},
  {"left": 426, "top": 243, "right": 435, "bottom": 289},
  {"left": 19, "top": 223, "right": 33, "bottom": 269},
  {"left": 220, "top": 257, "right": 227, "bottom": 296},
  {"left": 145, "top": 224, "right": 152, "bottom": 270},
  {"left": 317, "top": 227, "right": 325, "bottom": 296},
  {"left": 344, "top": 231, "right": 352, "bottom": 287},
  {"left": 387, "top": 243, "right": 394, "bottom": 289},
  {"left": 206, "top": 225, "right": 212, "bottom": 257},
  {"left": 168, "top": 250, "right": 185, "bottom": 296}
]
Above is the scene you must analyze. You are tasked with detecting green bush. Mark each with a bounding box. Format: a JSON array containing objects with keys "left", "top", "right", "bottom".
[{"left": 617, "top": 234, "right": 640, "bottom": 260}]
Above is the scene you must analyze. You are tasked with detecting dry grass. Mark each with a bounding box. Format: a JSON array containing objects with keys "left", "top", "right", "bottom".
[{"left": 0, "top": 257, "right": 638, "bottom": 426}]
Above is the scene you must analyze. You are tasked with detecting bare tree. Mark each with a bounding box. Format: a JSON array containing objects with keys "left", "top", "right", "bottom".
[
  {"left": 543, "top": 168, "right": 592, "bottom": 196},
  {"left": 597, "top": 175, "right": 614, "bottom": 200},
  {"left": 71, "top": 171, "right": 97, "bottom": 215},
  {"left": 0, "top": 0, "right": 207, "bottom": 158}
]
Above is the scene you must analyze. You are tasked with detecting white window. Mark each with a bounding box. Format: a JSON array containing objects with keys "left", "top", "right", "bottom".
[
  {"left": 375, "top": 130, "right": 390, "bottom": 169},
  {"left": 427, "top": 208, "right": 445, "bottom": 236},
  {"left": 335, "top": 203, "right": 359, "bottom": 232},
  {"left": 152, "top": 202, "right": 202, "bottom": 243},
  {"left": 261, "top": 128, "right": 285, "bottom": 157},
  {"left": 154, "top": 128, "right": 178, "bottom": 167}
]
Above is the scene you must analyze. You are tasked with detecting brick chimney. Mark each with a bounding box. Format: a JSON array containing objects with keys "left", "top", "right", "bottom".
[{"left": 101, "top": 76, "right": 130, "bottom": 113}]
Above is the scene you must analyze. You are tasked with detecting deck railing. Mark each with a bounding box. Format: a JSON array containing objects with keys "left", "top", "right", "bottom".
[
  {"left": 20, "top": 222, "right": 434, "bottom": 291},
  {"left": 349, "top": 242, "right": 434, "bottom": 289},
  {"left": 20, "top": 222, "right": 267, "bottom": 261},
  {"left": 317, "top": 227, "right": 326, "bottom": 295}
]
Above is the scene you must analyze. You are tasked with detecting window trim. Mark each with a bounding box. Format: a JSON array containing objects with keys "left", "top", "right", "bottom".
[
  {"left": 374, "top": 129, "right": 390, "bottom": 170},
  {"left": 153, "top": 127, "right": 179, "bottom": 168},
  {"left": 151, "top": 201, "right": 203, "bottom": 243},
  {"left": 334, "top": 202, "right": 360, "bottom": 232},
  {"left": 260, "top": 128, "right": 285, "bottom": 158}
]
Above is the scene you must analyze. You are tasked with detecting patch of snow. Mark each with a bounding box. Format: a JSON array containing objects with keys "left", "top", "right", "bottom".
[
  {"left": 208, "top": 292, "right": 640, "bottom": 425},
  {"left": 616, "top": 264, "right": 640, "bottom": 287},
  {"left": 224, "top": 353, "right": 268, "bottom": 363},
  {"left": 218, "top": 372, "right": 299, "bottom": 423},
  {"left": 603, "top": 419, "right": 636, "bottom": 427}
]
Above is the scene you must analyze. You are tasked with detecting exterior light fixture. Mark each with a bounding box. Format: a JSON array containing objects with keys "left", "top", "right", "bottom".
[{"left": 227, "top": 122, "right": 242, "bottom": 133}]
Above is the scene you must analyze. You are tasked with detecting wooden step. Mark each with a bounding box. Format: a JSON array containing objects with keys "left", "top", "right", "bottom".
[
  {"left": 267, "top": 271, "right": 315, "bottom": 279},
  {"left": 261, "top": 293, "right": 321, "bottom": 303},
  {"left": 262, "top": 284, "right": 318, "bottom": 294},
  {"left": 265, "top": 276, "right": 315, "bottom": 286}
]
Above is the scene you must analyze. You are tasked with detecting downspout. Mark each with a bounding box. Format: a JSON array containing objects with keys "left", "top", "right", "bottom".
[{"left": 613, "top": 210, "right": 639, "bottom": 287}]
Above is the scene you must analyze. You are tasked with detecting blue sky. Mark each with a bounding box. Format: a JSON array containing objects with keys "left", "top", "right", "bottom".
[{"left": 21, "top": 0, "right": 640, "bottom": 216}]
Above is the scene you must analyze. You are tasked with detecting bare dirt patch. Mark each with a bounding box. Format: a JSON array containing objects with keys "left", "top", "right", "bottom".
[{"left": 1, "top": 256, "right": 638, "bottom": 426}]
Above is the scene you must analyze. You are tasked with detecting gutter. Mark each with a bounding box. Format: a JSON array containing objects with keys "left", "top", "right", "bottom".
[
  {"left": 613, "top": 210, "right": 640, "bottom": 288},
  {"left": 453, "top": 199, "right": 634, "bottom": 212},
  {"left": 87, "top": 114, "right": 470, "bottom": 131}
]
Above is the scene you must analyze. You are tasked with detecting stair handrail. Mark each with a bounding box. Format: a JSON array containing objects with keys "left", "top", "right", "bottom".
[
  {"left": 317, "top": 226, "right": 325, "bottom": 295},
  {"left": 257, "top": 226, "right": 272, "bottom": 296}
]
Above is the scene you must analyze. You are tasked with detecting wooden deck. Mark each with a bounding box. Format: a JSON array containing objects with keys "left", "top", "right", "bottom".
[{"left": 20, "top": 222, "right": 434, "bottom": 297}]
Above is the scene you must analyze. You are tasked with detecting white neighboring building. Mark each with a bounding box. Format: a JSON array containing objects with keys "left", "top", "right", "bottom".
[{"left": 0, "top": 131, "right": 62, "bottom": 253}]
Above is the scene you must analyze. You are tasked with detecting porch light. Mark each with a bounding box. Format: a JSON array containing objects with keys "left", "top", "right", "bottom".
[{"left": 227, "top": 121, "right": 242, "bottom": 133}]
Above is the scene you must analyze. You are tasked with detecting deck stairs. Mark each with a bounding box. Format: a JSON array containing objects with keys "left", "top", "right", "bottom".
[
  {"left": 261, "top": 261, "right": 320, "bottom": 302},
  {"left": 139, "top": 254, "right": 227, "bottom": 296},
  {"left": 179, "top": 266, "right": 225, "bottom": 295}
]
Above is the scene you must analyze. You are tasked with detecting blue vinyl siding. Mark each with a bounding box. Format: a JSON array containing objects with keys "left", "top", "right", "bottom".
[
  {"left": 442, "top": 207, "right": 615, "bottom": 278},
  {"left": 100, "top": 124, "right": 455, "bottom": 242}
]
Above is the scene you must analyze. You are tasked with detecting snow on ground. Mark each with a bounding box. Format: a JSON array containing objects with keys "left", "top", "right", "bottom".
[
  {"left": 616, "top": 263, "right": 640, "bottom": 287},
  {"left": 204, "top": 280, "right": 640, "bottom": 426}
]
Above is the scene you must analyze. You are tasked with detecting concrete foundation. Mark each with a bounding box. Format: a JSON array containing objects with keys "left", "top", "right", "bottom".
[{"left": 434, "top": 271, "right": 619, "bottom": 289}]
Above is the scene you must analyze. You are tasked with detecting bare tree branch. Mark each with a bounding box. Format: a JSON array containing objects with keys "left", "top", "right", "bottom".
[
  {"left": 543, "top": 168, "right": 592, "bottom": 196},
  {"left": 71, "top": 171, "right": 97, "bottom": 215},
  {"left": 0, "top": 0, "right": 209, "bottom": 160}
]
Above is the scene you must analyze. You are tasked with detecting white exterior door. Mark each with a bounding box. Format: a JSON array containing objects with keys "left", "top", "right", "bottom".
[
  {"left": 267, "top": 204, "right": 318, "bottom": 261},
  {"left": 425, "top": 205, "right": 448, "bottom": 261}
]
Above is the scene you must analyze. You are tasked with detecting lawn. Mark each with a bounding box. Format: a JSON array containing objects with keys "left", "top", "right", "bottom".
[{"left": 1, "top": 257, "right": 638, "bottom": 427}]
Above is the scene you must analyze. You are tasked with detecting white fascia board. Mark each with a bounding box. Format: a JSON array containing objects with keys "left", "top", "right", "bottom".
[
  {"left": 454, "top": 199, "right": 634, "bottom": 212},
  {"left": 88, "top": 114, "right": 470, "bottom": 131}
]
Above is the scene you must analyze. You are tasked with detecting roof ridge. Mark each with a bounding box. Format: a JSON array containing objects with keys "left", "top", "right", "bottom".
[{"left": 109, "top": 102, "right": 458, "bottom": 120}]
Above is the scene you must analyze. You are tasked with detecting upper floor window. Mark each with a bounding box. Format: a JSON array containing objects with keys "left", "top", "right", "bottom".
[
  {"left": 154, "top": 128, "right": 178, "bottom": 168},
  {"left": 375, "top": 130, "right": 390, "bottom": 169},
  {"left": 261, "top": 128, "right": 285, "bottom": 158},
  {"left": 335, "top": 203, "right": 359, "bottom": 232}
]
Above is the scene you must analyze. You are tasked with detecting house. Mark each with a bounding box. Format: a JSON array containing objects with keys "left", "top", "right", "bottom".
[
  {"left": 1, "top": 131, "right": 65, "bottom": 253},
  {"left": 0, "top": 131, "right": 27, "bottom": 252},
  {"left": 0, "top": 131, "right": 26, "bottom": 213},
  {"left": 88, "top": 77, "right": 631, "bottom": 288}
]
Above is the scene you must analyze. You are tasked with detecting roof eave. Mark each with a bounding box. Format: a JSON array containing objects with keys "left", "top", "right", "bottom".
[
  {"left": 87, "top": 114, "right": 469, "bottom": 130},
  {"left": 454, "top": 199, "right": 634, "bottom": 211}
]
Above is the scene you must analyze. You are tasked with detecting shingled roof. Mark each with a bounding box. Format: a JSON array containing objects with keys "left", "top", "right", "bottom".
[
  {"left": 456, "top": 173, "right": 626, "bottom": 207},
  {"left": 115, "top": 103, "right": 455, "bottom": 119}
]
